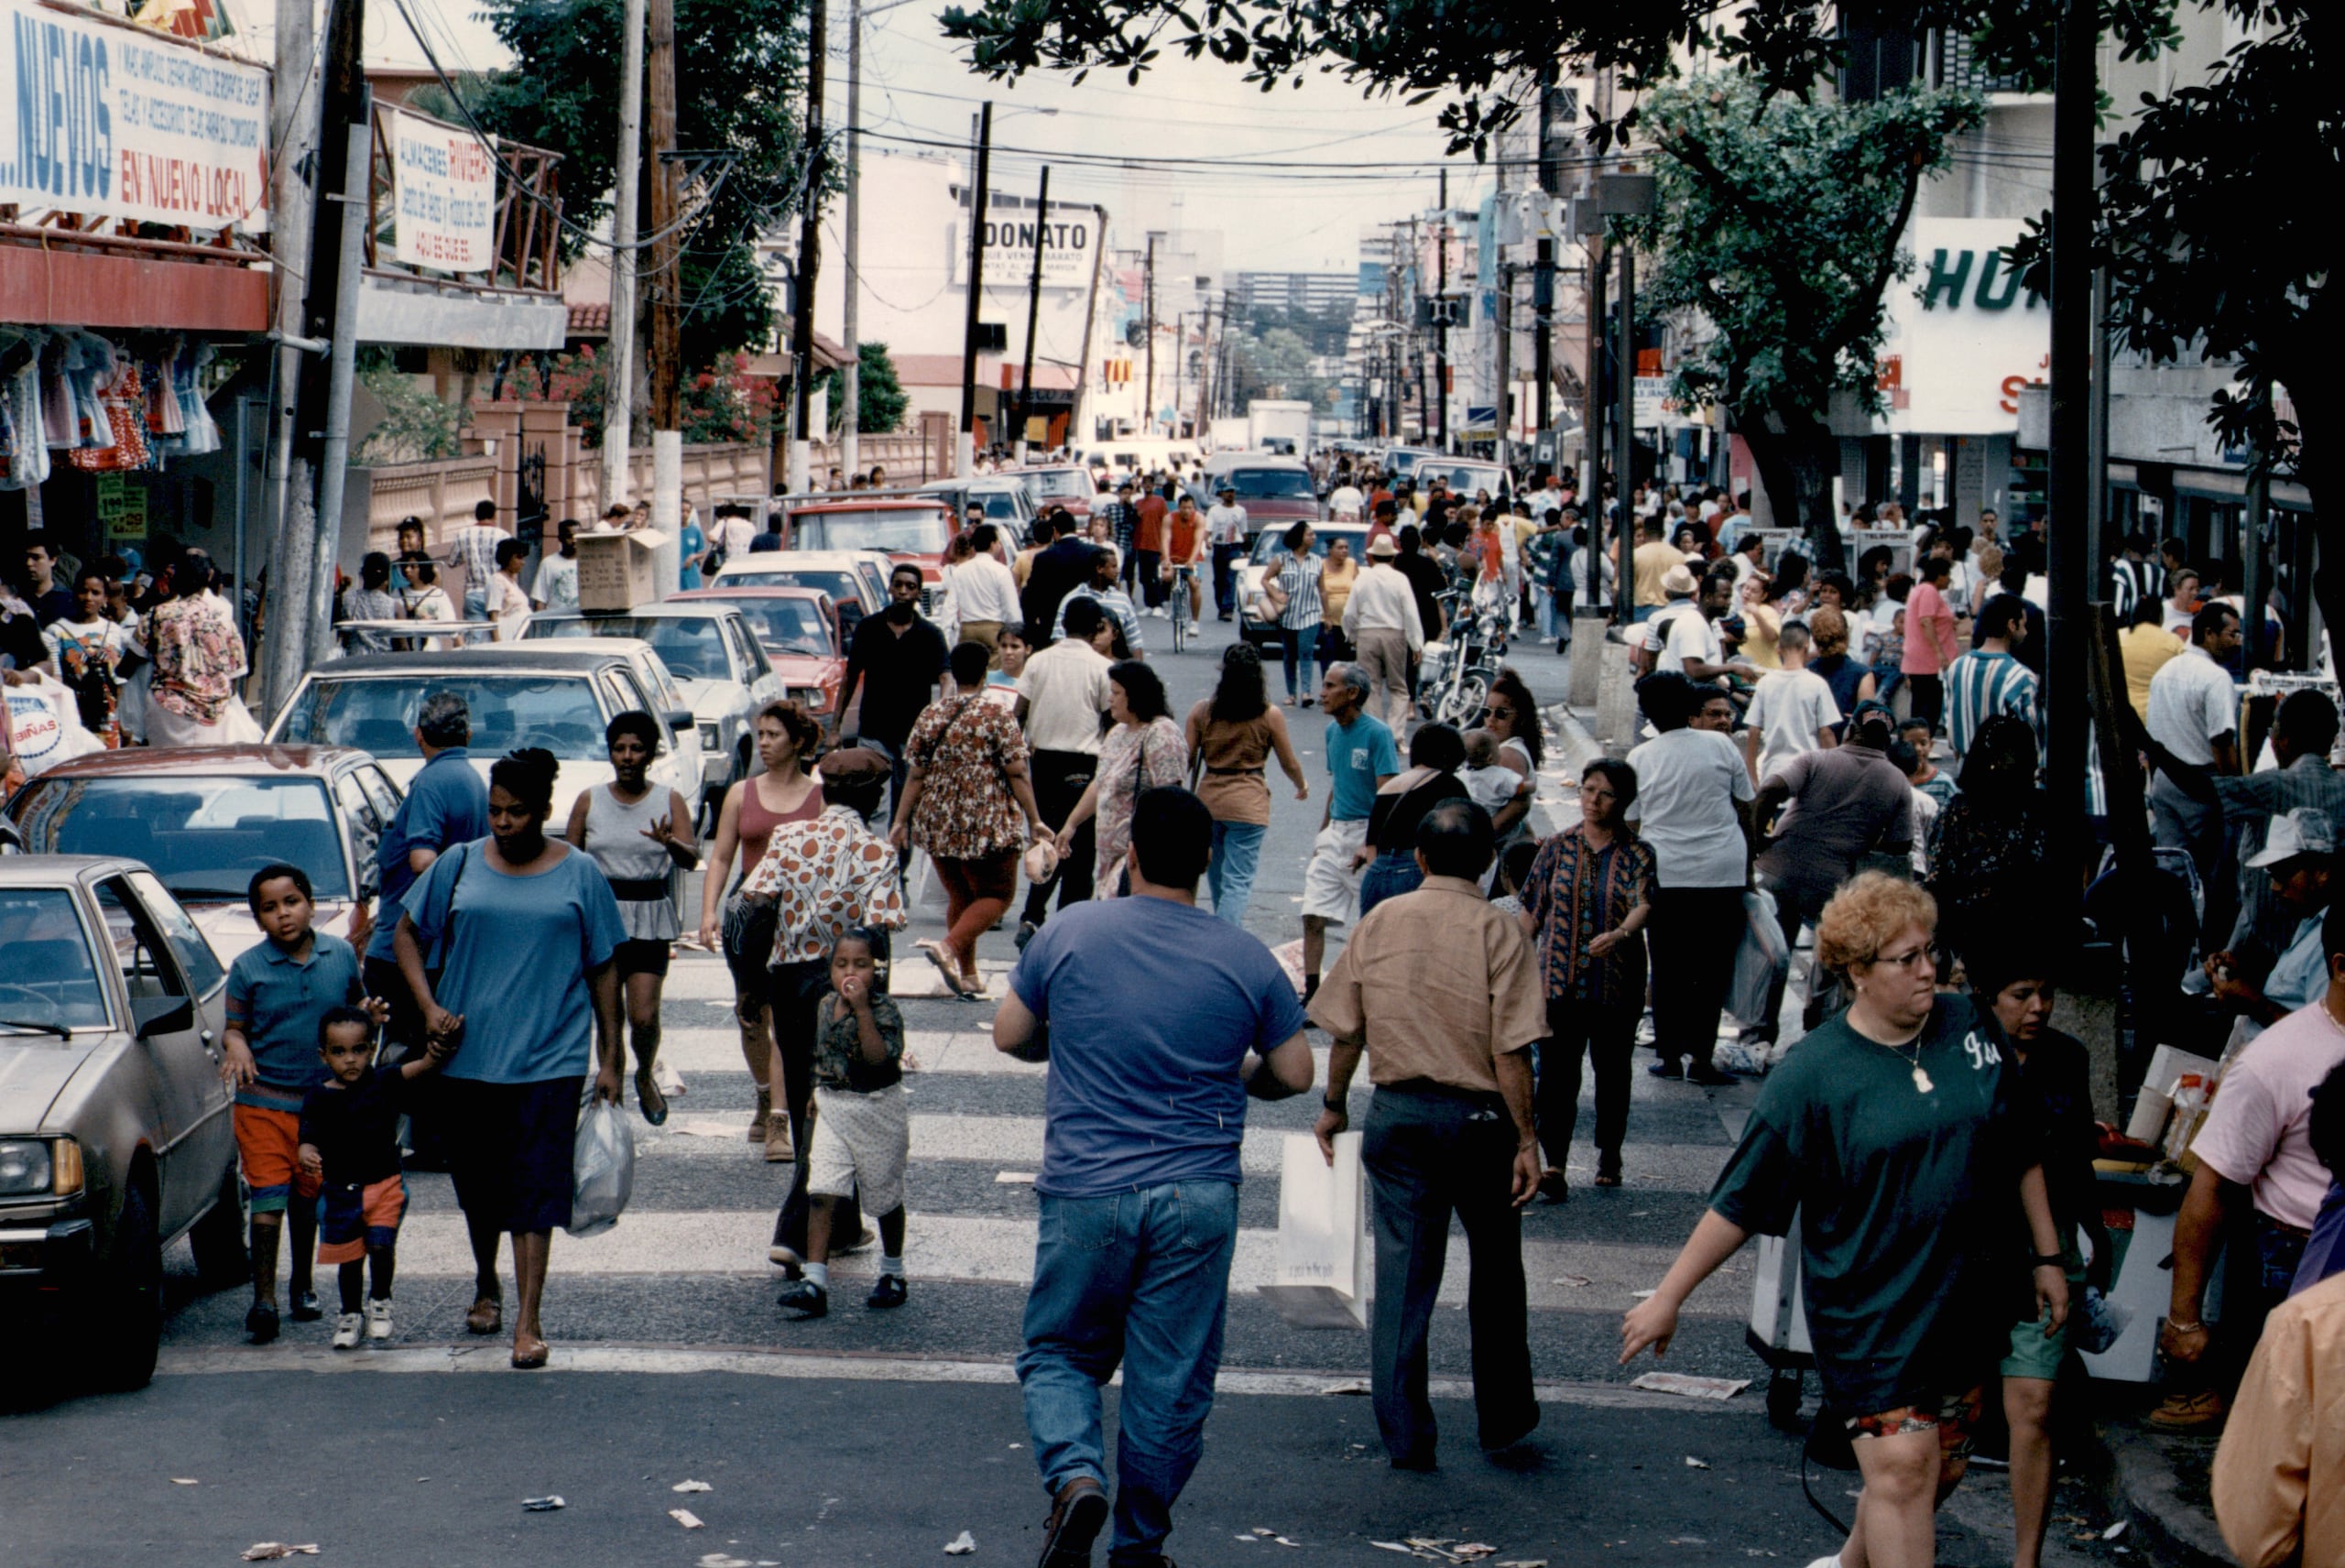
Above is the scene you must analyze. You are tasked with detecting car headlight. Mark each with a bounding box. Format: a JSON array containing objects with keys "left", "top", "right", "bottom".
[
  {"left": 697, "top": 721, "right": 722, "bottom": 752},
  {"left": 794, "top": 687, "right": 828, "bottom": 709},
  {"left": 0, "top": 1138, "right": 80, "bottom": 1197}
]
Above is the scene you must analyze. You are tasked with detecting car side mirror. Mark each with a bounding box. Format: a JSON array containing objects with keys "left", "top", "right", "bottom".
[
  {"left": 133, "top": 996, "right": 194, "bottom": 1040},
  {"left": 668, "top": 708, "right": 695, "bottom": 735}
]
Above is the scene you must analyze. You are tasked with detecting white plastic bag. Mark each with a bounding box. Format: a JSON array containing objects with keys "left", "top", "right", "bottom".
[
  {"left": 1727, "top": 887, "right": 1791, "bottom": 1029},
  {"left": 1260, "top": 1130, "right": 1372, "bottom": 1329},
  {"left": 568, "top": 1096, "right": 636, "bottom": 1238},
  {"left": 5, "top": 672, "right": 106, "bottom": 776}
]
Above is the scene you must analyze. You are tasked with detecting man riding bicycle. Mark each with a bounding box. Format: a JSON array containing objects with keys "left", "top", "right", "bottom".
[{"left": 1160, "top": 494, "right": 1209, "bottom": 644}]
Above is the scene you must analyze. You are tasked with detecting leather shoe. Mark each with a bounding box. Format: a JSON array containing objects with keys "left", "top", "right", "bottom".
[
  {"left": 867, "top": 1274, "right": 908, "bottom": 1310},
  {"left": 1036, "top": 1475, "right": 1108, "bottom": 1568},
  {"left": 777, "top": 1279, "right": 829, "bottom": 1319}
]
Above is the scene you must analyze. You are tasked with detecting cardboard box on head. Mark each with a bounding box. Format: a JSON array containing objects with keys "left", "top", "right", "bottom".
[{"left": 575, "top": 529, "right": 671, "bottom": 612}]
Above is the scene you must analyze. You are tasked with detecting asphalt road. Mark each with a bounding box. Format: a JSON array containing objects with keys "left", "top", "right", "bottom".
[{"left": 0, "top": 612, "right": 2147, "bottom": 1566}]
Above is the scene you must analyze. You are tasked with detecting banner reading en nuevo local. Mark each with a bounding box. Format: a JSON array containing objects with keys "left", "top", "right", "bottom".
[
  {"left": 0, "top": 0, "right": 268, "bottom": 233},
  {"left": 384, "top": 105, "right": 496, "bottom": 273}
]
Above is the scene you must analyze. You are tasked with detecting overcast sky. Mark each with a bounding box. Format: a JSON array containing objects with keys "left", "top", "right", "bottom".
[{"left": 311, "top": 0, "right": 1500, "bottom": 273}]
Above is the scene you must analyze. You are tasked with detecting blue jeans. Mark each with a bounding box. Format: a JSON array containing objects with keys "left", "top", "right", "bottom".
[
  {"left": 1358, "top": 849, "right": 1423, "bottom": 919},
  {"left": 1019, "top": 1181, "right": 1240, "bottom": 1565},
  {"left": 1280, "top": 626, "right": 1316, "bottom": 700},
  {"left": 1207, "top": 820, "right": 1265, "bottom": 929},
  {"left": 462, "top": 588, "right": 487, "bottom": 621}
]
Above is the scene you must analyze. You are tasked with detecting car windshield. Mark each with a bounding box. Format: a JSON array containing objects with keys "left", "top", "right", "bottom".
[
  {"left": 694, "top": 595, "right": 834, "bottom": 655},
  {"left": 1021, "top": 469, "right": 1093, "bottom": 500},
  {"left": 1226, "top": 468, "right": 1317, "bottom": 501},
  {"left": 1249, "top": 528, "right": 1364, "bottom": 564},
  {"left": 1423, "top": 464, "right": 1503, "bottom": 497},
  {"left": 276, "top": 674, "right": 609, "bottom": 760},
  {"left": 792, "top": 508, "right": 952, "bottom": 554},
  {"left": 8, "top": 777, "right": 352, "bottom": 903},
  {"left": 0, "top": 887, "right": 110, "bottom": 1030},
  {"left": 527, "top": 615, "right": 730, "bottom": 681},
  {"left": 719, "top": 569, "right": 863, "bottom": 609}
]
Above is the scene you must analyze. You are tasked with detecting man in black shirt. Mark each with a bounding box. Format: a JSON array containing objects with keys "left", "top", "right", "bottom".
[
  {"left": 1391, "top": 523, "right": 1449, "bottom": 707},
  {"left": 1020, "top": 514, "right": 1098, "bottom": 652},
  {"left": 838, "top": 563, "right": 954, "bottom": 814}
]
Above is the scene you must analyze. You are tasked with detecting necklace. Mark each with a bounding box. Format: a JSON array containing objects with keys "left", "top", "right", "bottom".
[{"left": 1854, "top": 1012, "right": 1934, "bottom": 1093}]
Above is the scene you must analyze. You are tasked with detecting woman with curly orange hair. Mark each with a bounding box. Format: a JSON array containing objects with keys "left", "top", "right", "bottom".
[{"left": 1621, "top": 872, "right": 2071, "bottom": 1568}]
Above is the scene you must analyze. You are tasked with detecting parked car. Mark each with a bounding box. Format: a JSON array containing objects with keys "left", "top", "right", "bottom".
[
  {"left": 1237, "top": 524, "right": 1369, "bottom": 647},
  {"left": 5, "top": 746, "right": 400, "bottom": 964},
  {"left": 915, "top": 474, "right": 1039, "bottom": 541},
  {"left": 712, "top": 550, "right": 890, "bottom": 641},
  {"left": 672, "top": 585, "right": 848, "bottom": 733},
  {"left": 1013, "top": 463, "right": 1098, "bottom": 524},
  {"left": 0, "top": 855, "right": 245, "bottom": 1390},
  {"left": 521, "top": 604, "right": 782, "bottom": 815},
  {"left": 265, "top": 646, "right": 700, "bottom": 828},
  {"left": 1411, "top": 457, "right": 1510, "bottom": 504},
  {"left": 1196, "top": 453, "right": 1321, "bottom": 540},
  {"left": 768, "top": 499, "right": 961, "bottom": 618}
]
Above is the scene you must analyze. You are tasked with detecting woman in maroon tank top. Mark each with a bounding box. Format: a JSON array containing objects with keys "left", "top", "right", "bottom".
[{"left": 697, "top": 702, "right": 824, "bottom": 1159}]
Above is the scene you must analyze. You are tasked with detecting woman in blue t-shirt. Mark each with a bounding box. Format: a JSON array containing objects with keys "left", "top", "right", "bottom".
[{"left": 392, "top": 747, "right": 627, "bottom": 1369}]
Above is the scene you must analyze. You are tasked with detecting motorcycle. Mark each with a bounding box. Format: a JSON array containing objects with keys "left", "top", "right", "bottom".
[{"left": 1419, "top": 588, "right": 1511, "bottom": 727}]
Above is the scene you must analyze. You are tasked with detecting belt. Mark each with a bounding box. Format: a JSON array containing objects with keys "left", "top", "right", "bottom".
[
  {"left": 1205, "top": 765, "right": 1263, "bottom": 776},
  {"left": 608, "top": 877, "right": 671, "bottom": 901},
  {"left": 1377, "top": 1076, "right": 1505, "bottom": 1109},
  {"left": 2257, "top": 1212, "right": 2314, "bottom": 1243}
]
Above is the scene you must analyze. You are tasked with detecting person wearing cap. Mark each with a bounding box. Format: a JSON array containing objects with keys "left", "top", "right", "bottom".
[
  {"left": 1634, "top": 563, "right": 1744, "bottom": 688},
  {"left": 1342, "top": 534, "right": 1425, "bottom": 733},
  {"left": 2204, "top": 808, "right": 2340, "bottom": 1039},
  {"left": 2210, "top": 691, "right": 2345, "bottom": 985},
  {"left": 740, "top": 746, "right": 906, "bottom": 1269},
  {"left": 2157, "top": 893, "right": 2345, "bottom": 1433},
  {"left": 1205, "top": 484, "right": 1250, "bottom": 622}
]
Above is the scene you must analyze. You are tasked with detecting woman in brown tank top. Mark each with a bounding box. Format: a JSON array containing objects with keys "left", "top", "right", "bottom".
[
  {"left": 1182, "top": 643, "right": 1308, "bottom": 931},
  {"left": 697, "top": 701, "right": 825, "bottom": 1159}
]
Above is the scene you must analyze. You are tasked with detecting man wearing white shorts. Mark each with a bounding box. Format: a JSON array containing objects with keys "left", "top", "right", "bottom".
[{"left": 1302, "top": 663, "right": 1400, "bottom": 1003}]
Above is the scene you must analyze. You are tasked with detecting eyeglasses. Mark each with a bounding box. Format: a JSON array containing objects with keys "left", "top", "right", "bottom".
[
  {"left": 1479, "top": 706, "right": 1513, "bottom": 721},
  {"left": 1872, "top": 946, "right": 1933, "bottom": 970}
]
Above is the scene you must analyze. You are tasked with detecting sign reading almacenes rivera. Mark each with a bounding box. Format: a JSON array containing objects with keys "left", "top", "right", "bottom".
[{"left": 0, "top": 0, "right": 270, "bottom": 234}]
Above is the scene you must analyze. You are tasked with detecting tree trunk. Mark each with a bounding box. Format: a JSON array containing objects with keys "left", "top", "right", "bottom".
[
  {"left": 1740, "top": 410, "right": 1847, "bottom": 573},
  {"left": 2293, "top": 393, "right": 2342, "bottom": 661}
]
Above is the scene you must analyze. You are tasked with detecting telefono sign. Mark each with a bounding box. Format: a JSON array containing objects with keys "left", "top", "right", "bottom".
[{"left": 1880, "top": 218, "right": 2049, "bottom": 435}]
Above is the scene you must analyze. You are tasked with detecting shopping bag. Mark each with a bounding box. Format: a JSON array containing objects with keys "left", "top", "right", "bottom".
[
  {"left": 5, "top": 672, "right": 106, "bottom": 776},
  {"left": 1726, "top": 887, "right": 1791, "bottom": 1029},
  {"left": 1259, "top": 1130, "right": 1372, "bottom": 1329},
  {"left": 567, "top": 1096, "right": 636, "bottom": 1238}
]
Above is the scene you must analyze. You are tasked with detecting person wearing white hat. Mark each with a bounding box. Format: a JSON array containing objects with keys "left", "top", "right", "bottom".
[
  {"left": 1341, "top": 533, "right": 1425, "bottom": 732},
  {"left": 2205, "top": 807, "right": 2340, "bottom": 1038},
  {"left": 1634, "top": 563, "right": 1743, "bottom": 687}
]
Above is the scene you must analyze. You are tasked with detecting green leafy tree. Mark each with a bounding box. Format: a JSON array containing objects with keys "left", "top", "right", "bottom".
[
  {"left": 463, "top": 0, "right": 814, "bottom": 364},
  {"left": 1633, "top": 77, "right": 1981, "bottom": 565},
  {"left": 354, "top": 360, "right": 465, "bottom": 464},
  {"left": 1228, "top": 325, "right": 1334, "bottom": 411},
  {"left": 816, "top": 343, "right": 911, "bottom": 435}
]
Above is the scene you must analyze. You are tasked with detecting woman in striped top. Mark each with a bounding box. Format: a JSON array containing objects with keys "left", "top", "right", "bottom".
[{"left": 1263, "top": 520, "right": 1323, "bottom": 707}]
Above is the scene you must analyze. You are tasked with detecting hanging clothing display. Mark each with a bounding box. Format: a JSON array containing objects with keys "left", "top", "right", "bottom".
[{"left": 0, "top": 331, "right": 222, "bottom": 488}]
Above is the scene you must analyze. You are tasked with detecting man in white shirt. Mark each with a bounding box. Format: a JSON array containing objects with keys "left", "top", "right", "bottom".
[
  {"left": 1325, "top": 478, "right": 1365, "bottom": 521},
  {"left": 1636, "top": 565, "right": 1740, "bottom": 684},
  {"left": 1205, "top": 485, "right": 1250, "bottom": 622},
  {"left": 448, "top": 499, "right": 506, "bottom": 620},
  {"left": 1740, "top": 620, "right": 1840, "bottom": 787},
  {"left": 533, "top": 517, "right": 581, "bottom": 612},
  {"left": 2147, "top": 600, "right": 2244, "bottom": 939},
  {"left": 1341, "top": 535, "right": 1425, "bottom": 731},
  {"left": 952, "top": 523, "right": 1024, "bottom": 656},
  {"left": 704, "top": 504, "right": 759, "bottom": 573},
  {"left": 1014, "top": 596, "right": 1117, "bottom": 942}
]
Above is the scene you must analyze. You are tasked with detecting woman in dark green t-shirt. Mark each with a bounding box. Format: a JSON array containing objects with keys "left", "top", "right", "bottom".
[{"left": 1620, "top": 872, "right": 2071, "bottom": 1568}]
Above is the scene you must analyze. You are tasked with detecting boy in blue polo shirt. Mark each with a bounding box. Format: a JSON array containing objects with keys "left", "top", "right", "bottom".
[{"left": 224, "top": 863, "right": 382, "bottom": 1344}]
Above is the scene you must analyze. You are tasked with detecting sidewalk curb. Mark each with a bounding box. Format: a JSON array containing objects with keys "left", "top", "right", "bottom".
[
  {"left": 2098, "top": 1423, "right": 2230, "bottom": 1568},
  {"left": 1546, "top": 701, "right": 1606, "bottom": 780}
]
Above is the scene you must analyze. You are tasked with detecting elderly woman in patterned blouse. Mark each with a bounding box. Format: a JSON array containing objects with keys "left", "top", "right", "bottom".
[{"left": 1517, "top": 757, "right": 1656, "bottom": 1201}]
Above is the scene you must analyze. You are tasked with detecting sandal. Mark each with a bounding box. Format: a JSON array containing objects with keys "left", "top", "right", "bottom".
[
  {"left": 635, "top": 1067, "right": 669, "bottom": 1127},
  {"left": 465, "top": 1297, "right": 503, "bottom": 1336},
  {"left": 1536, "top": 1167, "right": 1569, "bottom": 1204},
  {"left": 1595, "top": 1158, "right": 1623, "bottom": 1189},
  {"left": 510, "top": 1334, "right": 550, "bottom": 1370}
]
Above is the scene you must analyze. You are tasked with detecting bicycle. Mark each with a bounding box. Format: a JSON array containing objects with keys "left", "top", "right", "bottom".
[{"left": 1164, "top": 564, "right": 1198, "bottom": 653}]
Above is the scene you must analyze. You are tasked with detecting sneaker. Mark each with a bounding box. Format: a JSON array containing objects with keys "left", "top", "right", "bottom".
[
  {"left": 1148, "top": 605, "right": 1167, "bottom": 619},
  {"left": 777, "top": 1279, "right": 829, "bottom": 1320},
  {"left": 245, "top": 1301, "right": 279, "bottom": 1345},
  {"left": 1016, "top": 920, "right": 1039, "bottom": 952},
  {"left": 332, "top": 1312, "right": 364, "bottom": 1350},
  {"left": 1037, "top": 1475, "right": 1108, "bottom": 1568},
  {"left": 867, "top": 1274, "right": 909, "bottom": 1310},
  {"left": 365, "top": 1298, "right": 394, "bottom": 1341},
  {"left": 1188, "top": 622, "right": 1201, "bottom": 637},
  {"left": 288, "top": 1289, "right": 322, "bottom": 1323},
  {"left": 1647, "top": 1059, "right": 1685, "bottom": 1080},
  {"left": 2144, "top": 1388, "right": 2227, "bottom": 1432},
  {"left": 835, "top": 1225, "right": 878, "bottom": 1256}
]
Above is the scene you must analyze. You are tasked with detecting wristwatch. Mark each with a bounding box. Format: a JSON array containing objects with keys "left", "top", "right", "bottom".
[{"left": 1322, "top": 1097, "right": 1347, "bottom": 1113}]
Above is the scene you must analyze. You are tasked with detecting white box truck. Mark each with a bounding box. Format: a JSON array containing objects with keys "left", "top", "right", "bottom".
[{"left": 1247, "top": 399, "right": 1314, "bottom": 456}]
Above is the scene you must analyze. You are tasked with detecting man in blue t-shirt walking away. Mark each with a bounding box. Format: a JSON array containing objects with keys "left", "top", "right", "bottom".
[
  {"left": 998, "top": 789, "right": 1314, "bottom": 1568},
  {"left": 1301, "top": 663, "right": 1401, "bottom": 1001}
]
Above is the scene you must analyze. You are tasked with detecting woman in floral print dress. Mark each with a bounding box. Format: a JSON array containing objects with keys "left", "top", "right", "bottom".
[{"left": 1053, "top": 659, "right": 1190, "bottom": 899}]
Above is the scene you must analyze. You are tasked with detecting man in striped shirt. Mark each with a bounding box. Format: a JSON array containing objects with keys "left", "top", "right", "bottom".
[
  {"left": 2110, "top": 529, "right": 2164, "bottom": 620},
  {"left": 1944, "top": 596, "right": 2039, "bottom": 760}
]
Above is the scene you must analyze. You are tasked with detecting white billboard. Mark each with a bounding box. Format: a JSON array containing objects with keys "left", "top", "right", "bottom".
[
  {"left": 0, "top": 0, "right": 269, "bottom": 233},
  {"left": 1881, "top": 217, "right": 2050, "bottom": 436},
  {"left": 952, "top": 210, "right": 1094, "bottom": 289},
  {"left": 383, "top": 105, "right": 497, "bottom": 273}
]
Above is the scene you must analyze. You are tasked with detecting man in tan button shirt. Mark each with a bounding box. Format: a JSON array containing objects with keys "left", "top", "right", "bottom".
[{"left": 1307, "top": 799, "right": 1547, "bottom": 1469}]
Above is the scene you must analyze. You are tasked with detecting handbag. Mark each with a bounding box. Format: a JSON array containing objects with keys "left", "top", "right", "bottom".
[{"left": 722, "top": 887, "right": 779, "bottom": 970}]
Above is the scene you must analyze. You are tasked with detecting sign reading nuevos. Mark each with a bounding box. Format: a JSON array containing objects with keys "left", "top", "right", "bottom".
[
  {"left": 384, "top": 105, "right": 497, "bottom": 273},
  {"left": 0, "top": 0, "right": 268, "bottom": 233}
]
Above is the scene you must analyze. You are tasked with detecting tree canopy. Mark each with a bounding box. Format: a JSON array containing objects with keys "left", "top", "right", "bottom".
[
  {"left": 819, "top": 343, "right": 912, "bottom": 436},
  {"left": 460, "top": 0, "right": 816, "bottom": 363}
]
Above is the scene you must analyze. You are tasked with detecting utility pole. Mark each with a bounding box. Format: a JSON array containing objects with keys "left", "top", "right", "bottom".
[
  {"left": 1172, "top": 311, "right": 1184, "bottom": 435},
  {"left": 1141, "top": 234, "right": 1157, "bottom": 438},
  {"left": 601, "top": 0, "right": 647, "bottom": 512},
  {"left": 1017, "top": 165, "right": 1051, "bottom": 459},
  {"left": 788, "top": 0, "right": 827, "bottom": 494},
  {"left": 646, "top": 0, "right": 682, "bottom": 530},
  {"left": 2045, "top": 0, "right": 2098, "bottom": 900},
  {"left": 1586, "top": 235, "right": 1606, "bottom": 506},
  {"left": 257, "top": 0, "right": 315, "bottom": 711},
  {"left": 1195, "top": 293, "right": 1213, "bottom": 440},
  {"left": 1493, "top": 142, "right": 1510, "bottom": 469},
  {"left": 263, "top": 0, "right": 366, "bottom": 706},
  {"left": 1533, "top": 63, "right": 1558, "bottom": 446},
  {"left": 1614, "top": 237, "right": 1634, "bottom": 596},
  {"left": 956, "top": 102, "right": 992, "bottom": 474},
  {"left": 1434, "top": 168, "right": 1449, "bottom": 452},
  {"left": 1071, "top": 203, "right": 1107, "bottom": 448},
  {"left": 840, "top": 0, "right": 863, "bottom": 478}
]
